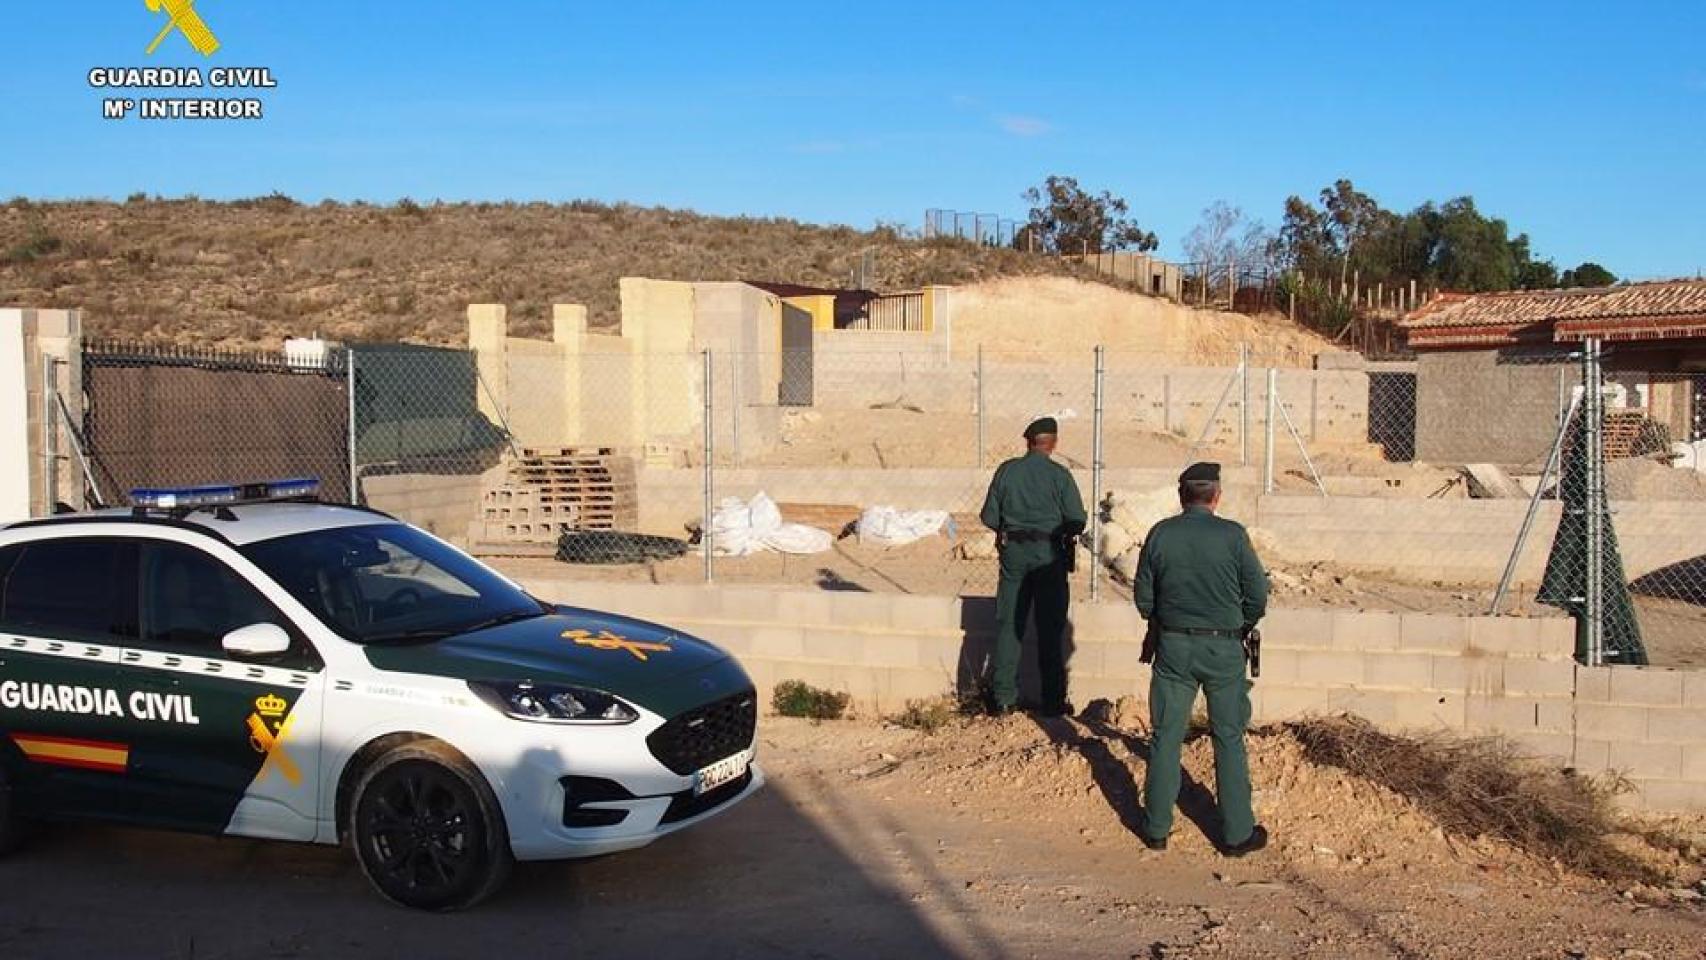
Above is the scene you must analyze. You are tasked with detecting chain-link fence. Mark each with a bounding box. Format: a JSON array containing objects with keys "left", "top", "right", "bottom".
[{"left": 66, "top": 333, "right": 1706, "bottom": 669}]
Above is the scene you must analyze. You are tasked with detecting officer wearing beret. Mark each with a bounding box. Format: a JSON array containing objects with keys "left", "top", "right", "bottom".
[
  {"left": 978, "top": 417, "right": 1087, "bottom": 716},
  {"left": 1133, "top": 462, "right": 1270, "bottom": 856}
]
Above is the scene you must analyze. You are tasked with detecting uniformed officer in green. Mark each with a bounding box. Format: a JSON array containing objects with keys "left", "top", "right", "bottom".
[
  {"left": 1133, "top": 462, "right": 1270, "bottom": 856},
  {"left": 979, "top": 417, "right": 1087, "bottom": 717}
]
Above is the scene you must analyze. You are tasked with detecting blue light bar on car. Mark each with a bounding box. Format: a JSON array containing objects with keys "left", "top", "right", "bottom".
[{"left": 130, "top": 477, "right": 320, "bottom": 510}]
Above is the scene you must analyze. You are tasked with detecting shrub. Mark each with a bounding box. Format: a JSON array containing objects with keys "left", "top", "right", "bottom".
[
  {"left": 889, "top": 696, "right": 958, "bottom": 734},
  {"left": 771, "top": 680, "right": 850, "bottom": 720}
]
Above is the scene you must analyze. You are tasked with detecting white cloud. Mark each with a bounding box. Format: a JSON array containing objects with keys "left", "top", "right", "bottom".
[{"left": 997, "top": 114, "right": 1051, "bottom": 137}]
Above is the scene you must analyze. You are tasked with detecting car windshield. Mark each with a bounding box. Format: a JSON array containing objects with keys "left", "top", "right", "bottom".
[{"left": 241, "top": 523, "right": 547, "bottom": 644}]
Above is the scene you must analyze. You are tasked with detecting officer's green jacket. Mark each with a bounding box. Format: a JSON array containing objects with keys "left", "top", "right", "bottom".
[
  {"left": 979, "top": 450, "right": 1087, "bottom": 539},
  {"left": 1133, "top": 506, "right": 1268, "bottom": 630}
]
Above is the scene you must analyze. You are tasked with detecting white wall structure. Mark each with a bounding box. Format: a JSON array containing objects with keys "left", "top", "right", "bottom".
[{"left": 0, "top": 310, "right": 30, "bottom": 522}]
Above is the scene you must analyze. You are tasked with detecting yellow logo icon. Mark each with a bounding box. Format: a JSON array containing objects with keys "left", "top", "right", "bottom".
[
  {"left": 145, "top": 0, "right": 221, "bottom": 57},
  {"left": 246, "top": 692, "right": 301, "bottom": 786},
  {"left": 563, "top": 629, "right": 673, "bottom": 662}
]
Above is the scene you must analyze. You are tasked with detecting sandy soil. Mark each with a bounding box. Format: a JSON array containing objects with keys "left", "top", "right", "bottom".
[
  {"left": 4, "top": 716, "right": 1699, "bottom": 959},
  {"left": 949, "top": 277, "right": 1339, "bottom": 365}
]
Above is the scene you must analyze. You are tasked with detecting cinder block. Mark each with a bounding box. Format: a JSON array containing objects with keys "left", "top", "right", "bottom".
[
  {"left": 1466, "top": 696, "right": 1551, "bottom": 735},
  {"left": 1501, "top": 659, "right": 1576, "bottom": 698},
  {"left": 1073, "top": 602, "right": 1143, "bottom": 640},
  {"left": 1328, "top": 688, "right": 1397, "bottom": 725},
  {"left": 1682, "top": 744, "right": 1706, "bottom": 782},
  {"left": 802, "top": 629, "right": 866, "bottom": 664},
  {"left": 1572, "top": 738, "right": 1612, "bottom": 774},
  {"left": 1430, "top": 655, "right": 1504, "bottom": 696},
  {"left": 1362, "top": 653, "right": 1434, "bottom": 690},
  {"left": 1467, "top": 617, "right": 1546, "bottom": 658},
  {"left": 1261, "top": 608, "right": 1334, "bottom": 649},
  {"left": 862, "top": 635, "right": 924, "bottom": 670},
  {"left": 830, "top": 591, "right": 892, "bottom": 629},
  {"left": 745, "top": 626, "right": 806, "bottom": 660},
  {"left": 914, "top": 637, "right": 964, "bottom": 672},
  {"left": 1685, "top": 672, "right": 1706, "bottom": 709},
  {"left": 1640, "top": 708, "right": 1706, "bottom": 743},
  {"left": 1331, "top": 610, "right": 1401, "bottom": 652},
  {"left": 1399, "top": 614, "right": 1468, "bottom": 653},
  {"left": 1093, "top": 643, "right": 1148, "bottom": 681},
  {"left": 1257, "top": 684, "right": 1332, "bottom": 722},
  {"left": 1295, "top": 651, "right": 1364, "bottom": 687},
  {"left": 773, "top": 591, "right": 835, "bottom": 624},
  {"left": 1575, "top": 702, "right": 1648, "bottom": 741},
  {"left": 1576, "top": 666, "right": 1614, "bottom": 703},
  {"left": 716, "top": 587, "right": 779, "bottom": 622},
  {"left": 1607, "top": 741, "right": 1684, "bottom": 780},
  {"left": 1608, "top": 668, "right": 1684, "bottom": 708},
  {"left": 1619, "top": 779, "right": 1706, "bottom": 814},
  {"left": 1506, "top": 732, "right": 1575, "bottom": 764},
  {"left": 1256, "top": 648, "right": 1302, "bottom": 685},
  {"left": 887, "top": 594, "right": 963, "bottom": 633},
  {"left": 1389, "top": 691, "right": 1466, "bottom": 731},
  {"left": 883, "top": 668, "right": 952, "bottom": 704}
]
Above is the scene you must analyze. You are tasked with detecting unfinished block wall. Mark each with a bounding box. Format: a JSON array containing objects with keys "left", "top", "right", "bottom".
[{"left": 516, "top": 577, "right": 1706, "bottom": 813}]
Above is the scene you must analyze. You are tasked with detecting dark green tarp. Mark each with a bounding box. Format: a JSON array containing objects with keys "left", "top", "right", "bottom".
[
  {"left": 350, "top": 344, "right": 507, "bottom": 466},
  {"left": 1537, "top": 407, "right": 1648, "bottom": 665}
]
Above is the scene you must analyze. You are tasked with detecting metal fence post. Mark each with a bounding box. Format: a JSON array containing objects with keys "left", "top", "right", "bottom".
[
  {"left": 346, "top": 348, "right": 359, "bottom": 504},
  {"left": 1239, "top": 343, "right": 1249, "bottom": 466},
  {"left": 976, "top": 345, "right": 985, "bottom": 469},
  {"left": 703, "top": 348, "right": 714, "bottom": 584},
  {"left": 1090, "top": 346, "right": 1105, "bottom": 602},
  {"left": 1584, "top": 338, "right": 1604, "bottom": 666},
  {"left": 1263, "top": 368, "right": 1277, "bottom": 494}
]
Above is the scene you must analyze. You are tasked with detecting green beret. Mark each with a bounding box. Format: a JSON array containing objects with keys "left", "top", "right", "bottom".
[
  {"left": 1023, "top": 417, "right": 1058, "bottom": 439},
  {"left": 1179, "top": 462, "right": 1221, "bottom": 485}
]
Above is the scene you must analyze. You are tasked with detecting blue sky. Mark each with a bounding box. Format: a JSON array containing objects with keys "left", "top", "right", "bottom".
[{"left": 2, "top": 1, "right": 1702, "bottom": 278}]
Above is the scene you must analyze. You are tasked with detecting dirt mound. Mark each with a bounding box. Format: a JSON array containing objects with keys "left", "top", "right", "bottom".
[
  {"left": 948, "top": 276, "right": 1338, "bottom": 366},
  {"left": 1606, "top": 457, "right": 1706, "bottom": 501},
  {"left": 877, "top": 707, "right": 1703, "bottom": 889}
]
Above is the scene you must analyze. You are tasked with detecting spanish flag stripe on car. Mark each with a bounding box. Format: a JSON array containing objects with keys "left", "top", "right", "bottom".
[{"left": 10, "top": 733, "right": 130, "bottom": 773}]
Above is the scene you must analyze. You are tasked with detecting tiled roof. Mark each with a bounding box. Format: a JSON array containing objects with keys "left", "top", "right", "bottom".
[
  {"left": 1403, "top": 279, "right": 1706, "bottom": 347},
  {"left": 1400, "top": 287, "right": 1606, "bottom": 330},
  {"left": 1549, "top": 279, "right": 1706, "bottom": 321}
]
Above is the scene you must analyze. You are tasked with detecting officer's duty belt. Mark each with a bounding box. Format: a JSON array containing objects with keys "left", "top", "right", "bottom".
[
  {"left": 1003, "top": 529, "right": 1053, "bottom": 543},
  {"left": 1162, "top": 626, "right": 1242, "bottom": 639}
]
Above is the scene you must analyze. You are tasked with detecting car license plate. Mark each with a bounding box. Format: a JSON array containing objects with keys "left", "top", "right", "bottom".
[{"left": 694, "top": 748, "right": 753, "bottom": 796}]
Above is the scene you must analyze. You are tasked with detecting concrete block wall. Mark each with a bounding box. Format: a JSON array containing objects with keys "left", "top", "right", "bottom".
[
  {"left": 514, "top": 577, "right": 1706, "bottom": 813},
  {"left": 0, "top": 308, "right": 84, "bottom": 520},
  {"left": 362, "top": 471, "right": 486, "bottom": 546},
  {"left": 1257, "top": 494, "right": 1706, "bottom": 587}
]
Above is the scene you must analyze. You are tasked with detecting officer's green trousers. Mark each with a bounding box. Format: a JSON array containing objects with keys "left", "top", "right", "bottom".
[
  {"left": 1141, "top": 632, "right": 1255, "bottom": 846},
  {"left": 992, "top": 546, "right": 1068, "bottom": 709}
]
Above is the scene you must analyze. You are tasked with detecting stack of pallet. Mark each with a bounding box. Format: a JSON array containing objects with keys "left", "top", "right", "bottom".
[{"left": 468, "top": 447, "right": 639, "bottom": 552}]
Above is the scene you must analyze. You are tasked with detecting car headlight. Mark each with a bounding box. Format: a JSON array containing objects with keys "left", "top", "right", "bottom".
[{"left": 468, "top": 680, "right": 639, "bottom": 724}]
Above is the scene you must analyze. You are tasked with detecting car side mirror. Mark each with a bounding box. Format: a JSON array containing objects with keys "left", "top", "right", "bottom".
[{"left": 223, "top": 623, "right": 292, "bottom": 659}]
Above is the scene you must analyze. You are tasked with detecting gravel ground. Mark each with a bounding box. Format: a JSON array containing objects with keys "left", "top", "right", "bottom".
[{"left": 2, "top": 716, "right": 1701, "bottom": 959}]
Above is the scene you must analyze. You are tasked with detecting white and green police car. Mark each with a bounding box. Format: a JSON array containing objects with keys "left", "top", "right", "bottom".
[{"left": 0, "top": 480, "right": 761, "bottom": 910}]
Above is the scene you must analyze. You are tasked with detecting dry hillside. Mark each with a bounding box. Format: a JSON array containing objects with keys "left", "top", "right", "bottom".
[{"left": 1, "top": 197, "right": 1172, "bottom": 347}]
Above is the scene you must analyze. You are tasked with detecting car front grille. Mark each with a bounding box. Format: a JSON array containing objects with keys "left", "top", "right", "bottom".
[{"left": 646, "top": 688, "right": 757, "bottom": 775}]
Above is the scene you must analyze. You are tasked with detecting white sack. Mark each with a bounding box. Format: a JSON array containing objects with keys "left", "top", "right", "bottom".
[
  {"left": 710, "top": 491, "right": 832, "bottom": 556},
  {"left": 857, "top": 505, "right": 950, "bottom": 547}
]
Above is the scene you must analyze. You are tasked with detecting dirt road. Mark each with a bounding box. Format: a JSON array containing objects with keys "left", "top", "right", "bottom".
[{"left": 2, "top": 717, "right": 1701, "bottom": 959}]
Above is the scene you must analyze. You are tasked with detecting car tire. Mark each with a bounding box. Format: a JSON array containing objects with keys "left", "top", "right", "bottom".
[{"left": 349, "top": 741, "right": 513, "bottom": 911}]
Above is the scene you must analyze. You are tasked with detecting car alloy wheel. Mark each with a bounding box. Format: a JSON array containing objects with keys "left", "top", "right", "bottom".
[{"left": 351, "top": 744, "right": 511, "bottom": 911}]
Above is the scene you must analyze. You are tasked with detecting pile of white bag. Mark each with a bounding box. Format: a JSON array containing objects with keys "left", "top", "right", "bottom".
[
  {"left": 710, "top": 492, "right": 833, "bottom": 556},
  {"left": 1096, "top": 487, "right": 1285, "bottom": 584},
  {"left": 856, "top": 505, "right": 951, "bottom": 546}
]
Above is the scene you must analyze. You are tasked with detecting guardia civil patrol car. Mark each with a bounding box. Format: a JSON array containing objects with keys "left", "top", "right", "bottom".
[{"left": 0, "top": 480, "right": 761, "bottom": 910}]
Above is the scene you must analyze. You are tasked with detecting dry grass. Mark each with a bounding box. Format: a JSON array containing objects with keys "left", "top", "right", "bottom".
[
  {"left": 0, "top": 197, "right": 1140, "bottom": 347},
  {"left": 1289, "top": 715, "right": 1678, "bottom": 885}
]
